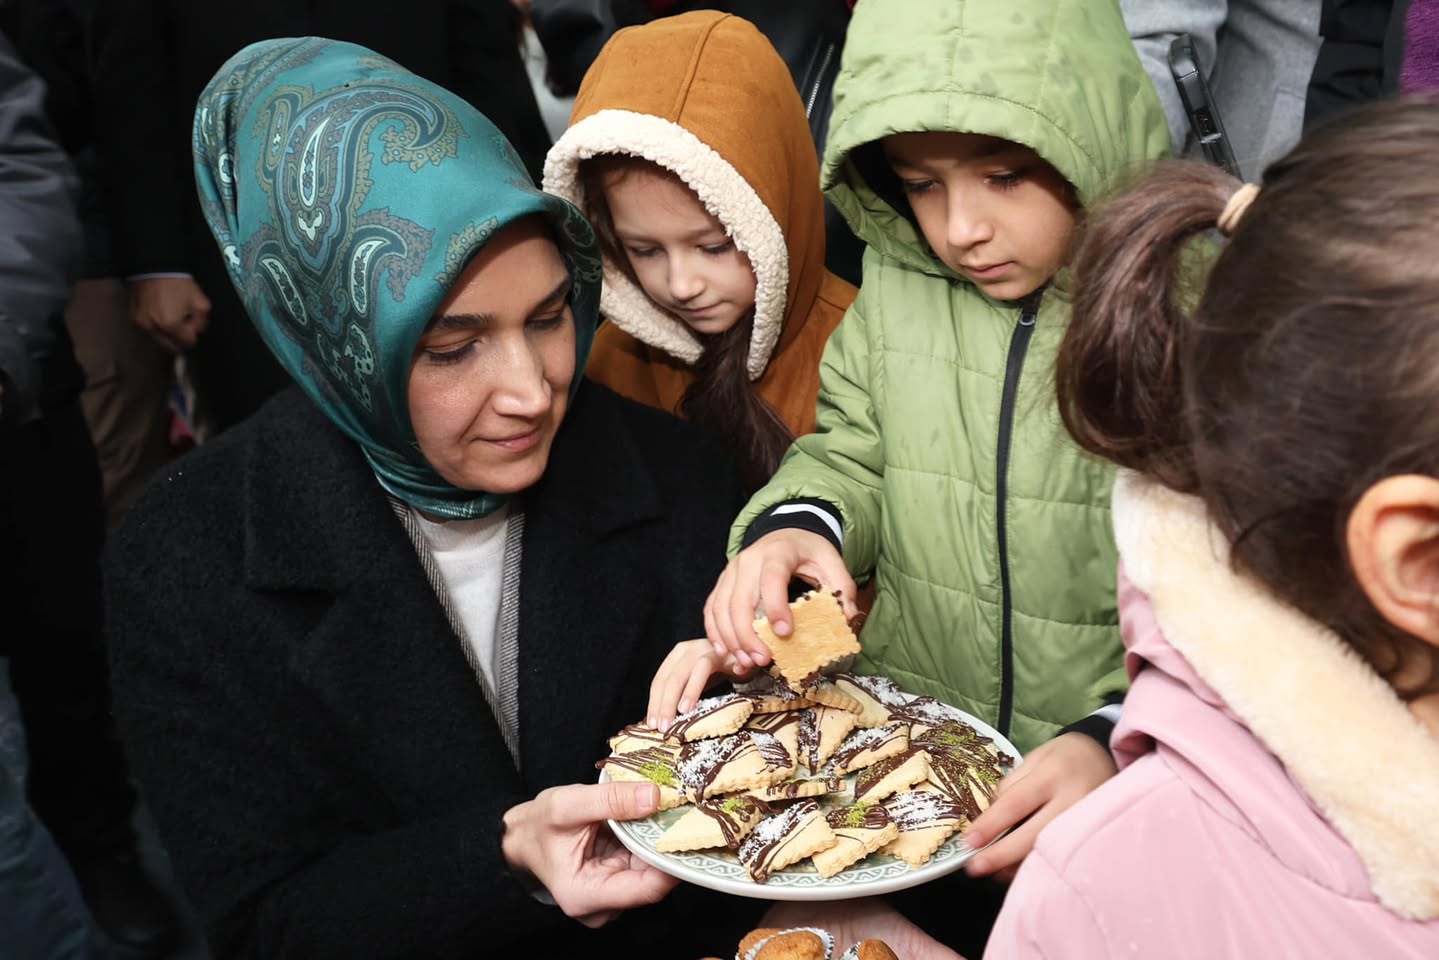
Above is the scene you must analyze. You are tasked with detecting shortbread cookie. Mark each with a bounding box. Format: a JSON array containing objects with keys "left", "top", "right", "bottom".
[
  {"left": 744, "top": 709, "right": 804, "bottom": 759},
  {"left": 741, "top": 773, "right": 846, "bottom": 803},
  {"left": 881, "top": 788, "right": 968, "bottom": 867},
  {"left": 594, "top": 746, "right": 688, "bottom": 811},
  {"left": 795, "top": 675, "right": 865, "bottom": 714},
  {"left": 740, "top": 683, "right": 816, "bottom": 714},
  {"left": 797, "top": 706, "right": 859, "bottom": 773},
  {"left": 664, "top": 692, "right": 756, "bottom": 742},
  {"left": 737, "top": 799, "right": 837, "bottom": 883},
  {"left": 852, "top": 747, "right": 930, "bottom": 803},
  {"left": 831, "top": 673, "right": 913, "bottom": 728},
  {"left": 606, "top": 722, "right": 670, "bottom": 754},
  {"left": 656, "top": 794, "right": 765, "bottom": 852},
  {"left": 753, "top": 588, "right": 861, "bottom": 690},
  {"left": 739, "top": 927, "right": 836, "bottom": 960},
  {"left": 913, "top": 721, "right": 1012, "bottom": 822},
  {"left": 811, "top": 802, "right": 900, "bottom": 878},
  {"left": 828, "top": 721, "right": 909, "bottom": 776},
  {"left": 888, "top": 695, "right": 968, "bottom": 735},
  {"left": 676, "top": 730, "right": 796, "bottom": 800}
]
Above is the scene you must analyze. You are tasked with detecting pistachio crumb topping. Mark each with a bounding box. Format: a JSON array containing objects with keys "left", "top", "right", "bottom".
[
  {"left": 639, "top": 760, "right": 677, "bottom": 787},
  {"left": 842, "top": 802, "right": 873, "bottom": 829}
]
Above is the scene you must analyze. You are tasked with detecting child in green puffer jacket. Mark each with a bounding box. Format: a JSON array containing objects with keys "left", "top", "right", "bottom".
[{"left": 648, "top": 0, "right": 1172, "bottom": 930}]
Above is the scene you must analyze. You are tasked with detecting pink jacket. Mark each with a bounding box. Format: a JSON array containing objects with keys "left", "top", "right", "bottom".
[{"left": 986, "top": 473, "right": 1439, "bottom": 960}]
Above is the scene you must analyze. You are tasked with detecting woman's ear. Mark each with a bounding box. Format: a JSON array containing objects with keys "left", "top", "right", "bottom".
[{"left": 1348, "top": 475, "right": 1439, "bottom": 645}]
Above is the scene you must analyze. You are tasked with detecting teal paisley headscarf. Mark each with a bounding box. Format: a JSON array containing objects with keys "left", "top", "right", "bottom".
[{"left": 193, "top": 37, "right": 602, "bottom": 519}]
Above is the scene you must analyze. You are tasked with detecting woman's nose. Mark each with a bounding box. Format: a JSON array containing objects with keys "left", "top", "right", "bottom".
[{"left": 492, "top": 341, "right": 551, "bottom": 417}]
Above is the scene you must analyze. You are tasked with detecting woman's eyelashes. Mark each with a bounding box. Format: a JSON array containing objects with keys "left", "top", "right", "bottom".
[
  {"left": 420, "top": 310, "right": 569, "bottom": 364},
  {"left": 900, "top": 178, "right": 937, "bottom": 196},
  {"left": 423, "top": 342, "right": 474, "bottom": 365},
  {"left": 526, "top": 309, "right": 569, "bottom": 333}
]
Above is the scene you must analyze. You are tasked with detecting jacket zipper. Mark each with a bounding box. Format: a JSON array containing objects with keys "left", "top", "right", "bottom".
[
  {"left": 995, "top": 295, "right": 1040, "bottom": 737},
  {"left": 804, "top": 42, "right": 837, "bottom": 119}
]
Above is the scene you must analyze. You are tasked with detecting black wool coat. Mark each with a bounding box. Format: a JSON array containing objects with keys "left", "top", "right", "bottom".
[{"left": 104, "top": 382, "right": 763, "bottom": 959}]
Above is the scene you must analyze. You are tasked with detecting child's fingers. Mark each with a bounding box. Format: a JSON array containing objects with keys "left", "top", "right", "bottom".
[
  {"left": 962, "top": 766, "right": 1045, "bottom": 850},
  {"left": 704, "top": 566, "right": 744, "bottom": 661},
  {"left": 963, "top": 807, "right": 1045, "bottom": 878},
  {"left": 647, "top": 664, "right": 684, "bottom": 733},
  {"left": 755, "top": 558, "right": 795, "bottom": 653},
  {"left": 680, "top": 658, "right": 713, "bottom": 715},
  {"left": 725, "top": 565, "right": 765, "bottom": 667},
  {"left": 802, "top": 552, "right": 859, "bottom": 611}
]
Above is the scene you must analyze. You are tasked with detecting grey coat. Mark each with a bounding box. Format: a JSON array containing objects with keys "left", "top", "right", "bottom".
[
  {"left": 1122, "top": 0, "right": 1323, "bottom": 181},
  {"left": 0, "top": 32, "right": 80, "bottom": 421}
]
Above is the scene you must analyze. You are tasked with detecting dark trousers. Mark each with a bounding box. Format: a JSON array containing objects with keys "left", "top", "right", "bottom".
[{"left": 0, "top": 399, "right": 139, "bottom": 860}]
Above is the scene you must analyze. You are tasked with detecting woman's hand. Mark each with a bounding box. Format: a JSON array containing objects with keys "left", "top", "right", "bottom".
[
  {"left": 501, "top": 782, "right": 679, "bottom": 927},
  {"left": 703, "top": 529, "right": 857, "bottom": 669},
  {"left": 961, "top": 732, "right": 1118, "bottom": 880},
  {"left": 647, "top": 639, "right": 756, "bottom": 733}
]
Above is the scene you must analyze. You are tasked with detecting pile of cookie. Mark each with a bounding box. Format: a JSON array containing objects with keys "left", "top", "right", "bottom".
[{"left": 596, "top": 589, "right": 1015, "bottom": 884}]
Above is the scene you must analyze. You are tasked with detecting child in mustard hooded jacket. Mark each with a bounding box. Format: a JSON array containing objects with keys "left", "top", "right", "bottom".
[{"left": 543, "top": 11, "right": 857, "bottom": 494}]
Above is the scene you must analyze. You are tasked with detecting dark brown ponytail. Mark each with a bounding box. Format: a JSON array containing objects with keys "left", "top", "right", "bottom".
[
  {"left": 1057, "top": 160, "right": 1238, "bottom": 493},
  {"left": 1058, "top": 97, "right": 1439, "bottom": 695}
]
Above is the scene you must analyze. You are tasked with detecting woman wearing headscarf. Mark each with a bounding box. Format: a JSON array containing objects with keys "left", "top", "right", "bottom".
[{"left": 101, "top": 36, "right": 759, "bottom": 959}]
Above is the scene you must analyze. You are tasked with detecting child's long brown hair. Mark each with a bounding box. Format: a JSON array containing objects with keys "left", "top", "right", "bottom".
[
  {"left": 1058, "top": 97, "right": 1439, "bottom": 693},
  {"left": 580, "top": 155, "right": 794, "bottom": 491}
]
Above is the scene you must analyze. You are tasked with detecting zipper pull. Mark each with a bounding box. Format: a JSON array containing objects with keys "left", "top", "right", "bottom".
[{"left": 1018, "top": 290, "right": 1042, "bottom": 326}]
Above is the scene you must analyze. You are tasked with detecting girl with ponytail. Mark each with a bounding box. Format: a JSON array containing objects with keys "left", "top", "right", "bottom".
[{"left": 988, "top": 97, "right": 1439, "bottom": 958}]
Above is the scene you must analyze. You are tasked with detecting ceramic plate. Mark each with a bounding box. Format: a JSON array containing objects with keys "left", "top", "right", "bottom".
[{"left": 601, "top": 705, "right": 1020, "bottom": 901}]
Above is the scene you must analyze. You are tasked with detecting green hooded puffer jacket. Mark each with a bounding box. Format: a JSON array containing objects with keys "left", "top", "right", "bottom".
[{"left": 730, "top": 0, "right": 1171, "bottom": 752}]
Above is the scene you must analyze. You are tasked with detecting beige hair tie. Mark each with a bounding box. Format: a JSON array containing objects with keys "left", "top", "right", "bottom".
[{"left": 1217, "top": 183, "right": 1260, "bottom": 236}]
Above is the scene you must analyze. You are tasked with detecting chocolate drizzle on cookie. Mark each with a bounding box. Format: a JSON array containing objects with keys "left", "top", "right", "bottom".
[
  {"left": 883, "top": 790, "right": 966, "bottom": 831},
  {"left": 664, "top": 692, "right": 749, "bottom": 740},
  {"left": 832, "top": 673, "right": 912, "bottom": 709},
  {"left": 597, "top": 746, "right": 679, "bottom": 788},
  {"left": 829, "top": 721, "right": 907, "bottom": 772},
  {"left": 888, "top": 696, "right": 966, "bottom": 728},
  {"left": 695, "top": 796, "right": 764, "bottom": 849},
  {"left": 852, "top": 748, "right": 923, "bottom": 801},
  {"left": 913, "top": 721, "right": 1012, "bottom": 820},
  {"left": 825, "top": 801, "right": 891, "bottom": 832},
  {"left": 737, "top": 799, "right": 823, "bottom": 883}
]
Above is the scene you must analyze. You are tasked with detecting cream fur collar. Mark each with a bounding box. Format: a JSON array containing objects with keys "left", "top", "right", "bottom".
[
  {"left": 1112, "top": 471, "right": 1439, "bottom": 920},
  {"left": 542, "top": 109, "right": 788, "bottom": 381}
]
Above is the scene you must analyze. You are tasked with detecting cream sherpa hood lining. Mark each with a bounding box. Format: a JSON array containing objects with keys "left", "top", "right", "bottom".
[
  {"left": 542, "top": 109, "right": 788, "bottom": 381},
  {"left": 1112, "top": 471, "right": 1439, "bottom": 921}
]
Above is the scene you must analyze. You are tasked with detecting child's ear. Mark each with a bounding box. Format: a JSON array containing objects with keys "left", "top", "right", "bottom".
[{"left": 1348, "top": 475, "right": 1439, "bottom": 645}]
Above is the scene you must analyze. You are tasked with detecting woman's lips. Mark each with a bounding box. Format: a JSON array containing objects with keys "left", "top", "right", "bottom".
[{"left": 486, "top": 428, "right": 541, "bottom": 452}]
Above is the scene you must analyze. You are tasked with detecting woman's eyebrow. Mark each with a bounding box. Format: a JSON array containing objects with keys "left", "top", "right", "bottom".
[
  {"left": 430, "top": 276, "right": 573, "bottom": 330},
  {"left": 531, "top": 275, "right": 572, "bottom": 314}
]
